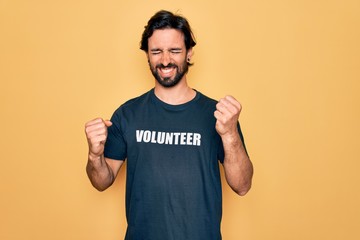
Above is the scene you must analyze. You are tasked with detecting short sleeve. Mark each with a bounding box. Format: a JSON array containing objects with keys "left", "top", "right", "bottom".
[{"left": 104, "top": 109, "right": 127, "bottom": 160}]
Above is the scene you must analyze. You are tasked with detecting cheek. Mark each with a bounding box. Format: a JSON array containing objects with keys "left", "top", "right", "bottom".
[
  {"left": 148, "top": 59, "right": 157, "bottom": 69},
  {"left": 148, "top": 57, "right": 160, "bottom": 67}
]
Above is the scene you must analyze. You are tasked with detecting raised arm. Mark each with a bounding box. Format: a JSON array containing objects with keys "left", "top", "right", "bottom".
[
  {"left": 85, "top": 118, "right": 124, "bottom": 191},
  {"left": 214, "top": 96, "right": 254, "bottom": 196}
]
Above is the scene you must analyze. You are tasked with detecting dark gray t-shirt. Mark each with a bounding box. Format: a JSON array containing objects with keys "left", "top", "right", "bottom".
[{"left": 104, "top": 89, "right": 245, "bottom": 240}]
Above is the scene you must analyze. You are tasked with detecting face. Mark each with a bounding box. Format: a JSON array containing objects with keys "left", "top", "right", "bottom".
[{"left": 147, "top": 29, "right": 192, "bottom": 88}]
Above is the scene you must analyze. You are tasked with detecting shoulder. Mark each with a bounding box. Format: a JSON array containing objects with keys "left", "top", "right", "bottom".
[
  {"left": 123, "top": 90, "right": 152, "bottom": 108},
  {"left": 113, "top": 89, "right": 152, "bottom": 115},
  {"left": 195, "top": 90, "right": 218, "bottom": 109},
  {"left": 198, "top": 91, "right": 218, "bottom": 104}
]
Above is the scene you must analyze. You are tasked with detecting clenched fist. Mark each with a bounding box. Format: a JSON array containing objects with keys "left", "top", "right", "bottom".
[
  {"left": 85, "top": 118, "right": 113, "bottom": 157},
  {"left": 214, "top": 96, "right": 242, "bottom": 137}
]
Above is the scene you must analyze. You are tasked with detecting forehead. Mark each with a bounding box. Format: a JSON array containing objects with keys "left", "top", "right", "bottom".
[{"left": 148, "top": 29, "right": 185, "bottom": 49}]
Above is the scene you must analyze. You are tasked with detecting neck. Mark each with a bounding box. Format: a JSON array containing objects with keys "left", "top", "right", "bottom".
[{"left": 154, "top": 78, "right": 196, "bottom": 105}]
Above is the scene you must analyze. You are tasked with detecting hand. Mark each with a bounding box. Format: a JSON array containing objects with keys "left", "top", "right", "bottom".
[
  {"left": 214, "top": 96, "right": 242, "bottom": 137},
  {"left": 85, "top": 118, "right": 113, "bottom": 158}
]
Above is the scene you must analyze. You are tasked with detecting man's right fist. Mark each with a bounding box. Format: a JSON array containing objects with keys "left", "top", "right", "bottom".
[{"left": 85, "top": 118, "right": 113, "bottom": 157}]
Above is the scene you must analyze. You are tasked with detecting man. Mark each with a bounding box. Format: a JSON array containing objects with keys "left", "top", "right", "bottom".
[{"left": 85, "top": 10, "right": 253, "bottom": 240}]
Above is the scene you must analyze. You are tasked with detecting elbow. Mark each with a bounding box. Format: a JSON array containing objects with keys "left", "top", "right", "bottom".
[
  {"left": 87, "top": 172, "right": 113, "bottom": 192},
  {"left": 94, "top": 184, "right": 108, "bottom": 192},
  {"left": 86, "top": 166, "right": 114, "bottom": 192},
  {"left": 233, "top": 181, "right": 252, "bottom": 196},
  {"left": 91, "top": 181, "right": 112, "bottom": 192},
  {"left": 89, "top": 180, "right": 105, "bottom": 192},
  {"left": 237, "top": 187, "right": 250, "bottom": 196}
]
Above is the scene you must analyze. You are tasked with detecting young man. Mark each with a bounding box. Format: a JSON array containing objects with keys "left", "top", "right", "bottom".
[{"left": 85, "top": 10, "right": 253, "bottom": 240}]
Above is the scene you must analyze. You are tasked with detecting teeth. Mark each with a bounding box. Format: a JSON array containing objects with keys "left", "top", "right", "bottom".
[
  {"left": 159, "top": 67, "right": 174, "bottom": 74},
  {"left": 162, "top": 68, "right": 172, "bottom": 73}
]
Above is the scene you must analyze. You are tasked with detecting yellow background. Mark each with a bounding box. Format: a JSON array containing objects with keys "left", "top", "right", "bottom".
[{"left": 1, "top": 0, "right": 360, "bottom": 239}]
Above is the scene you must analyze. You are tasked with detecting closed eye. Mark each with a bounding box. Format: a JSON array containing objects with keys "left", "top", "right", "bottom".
[
  {"left": 170, "top": 49, "right": 182, "bottom": 54},
  {"left": 151, "top": 50, "right": 161, "bottom": 55},
  {"left": 150, "top": 48, "right": 183, "bottom": 55}
]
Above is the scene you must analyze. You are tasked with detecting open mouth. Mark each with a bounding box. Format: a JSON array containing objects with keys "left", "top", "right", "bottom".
[{"left": 157, "top": 66, "right": 177, "bottom": 77}]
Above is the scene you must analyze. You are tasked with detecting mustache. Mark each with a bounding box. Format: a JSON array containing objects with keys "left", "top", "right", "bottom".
[{"left": 156, "top": 63, "right": 178, "bottom": 68}]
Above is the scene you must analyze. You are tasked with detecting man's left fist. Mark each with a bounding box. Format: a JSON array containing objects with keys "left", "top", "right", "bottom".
[{"left": 214, "top": 95, "right": 242, "bottom": 137}]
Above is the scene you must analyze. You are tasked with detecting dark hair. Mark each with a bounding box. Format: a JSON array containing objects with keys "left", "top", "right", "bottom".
[{"left": 140, "top": 10, "right": 196, "bottom": 52}]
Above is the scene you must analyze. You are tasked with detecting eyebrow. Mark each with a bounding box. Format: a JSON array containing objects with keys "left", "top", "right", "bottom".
[
  {"left": 169, "top": 48, "right": 182, "bottom": 51},
  {"left": 150, "top": 48, "right": 183, "bottom": 52}
]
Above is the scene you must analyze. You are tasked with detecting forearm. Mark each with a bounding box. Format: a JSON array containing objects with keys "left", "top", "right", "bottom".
[
  {"left": 222, "top": 133, "right": 253, "bottom": 196},
  {"left": 86, "top": 153, "right": 115, "bottom": 191}
]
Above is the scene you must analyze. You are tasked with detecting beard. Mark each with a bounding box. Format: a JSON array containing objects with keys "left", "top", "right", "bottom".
[{"left": 149, "top": 60, "right": 189, "bottom": 88}]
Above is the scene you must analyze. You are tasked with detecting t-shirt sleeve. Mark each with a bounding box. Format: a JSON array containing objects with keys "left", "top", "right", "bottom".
[
  {"left": 217, "top": 121, "right": 248, "bottom": 164},
  {"left": 104, "top": 109, "right": 127, "bottom": 161}
]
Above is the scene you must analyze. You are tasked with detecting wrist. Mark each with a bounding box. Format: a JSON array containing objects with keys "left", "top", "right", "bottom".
[
  {"left": 220, "top": 130, "right": 242, "bottom": 147},
  {"left": 220, "top": 129, "right": 239, "bottom": 140},
  {"left": 88, "top": 152, "right": 103, "bottom": 162}
]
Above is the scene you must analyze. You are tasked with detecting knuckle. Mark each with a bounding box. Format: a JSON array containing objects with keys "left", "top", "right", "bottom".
[{"left": 85, "top": 128, "right": 93, "bottom": 136}]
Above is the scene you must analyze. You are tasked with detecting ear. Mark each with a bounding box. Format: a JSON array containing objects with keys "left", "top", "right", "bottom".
[{"left": 187, "top": 48, "right": 193, "bottom": 62}]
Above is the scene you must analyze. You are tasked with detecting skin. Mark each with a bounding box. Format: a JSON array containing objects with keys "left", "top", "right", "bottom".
[
  {"left": 215, "top": 96, "right": 253, "bottom": 195},
  {"left": 85, "top": 28, "right": 253, "bottom": 195}
]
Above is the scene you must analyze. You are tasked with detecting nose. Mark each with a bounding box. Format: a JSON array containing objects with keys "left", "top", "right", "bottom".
[{"left": 161, "top": 51, "right": 171, "bottom": 66}]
